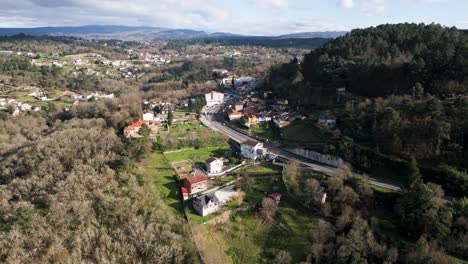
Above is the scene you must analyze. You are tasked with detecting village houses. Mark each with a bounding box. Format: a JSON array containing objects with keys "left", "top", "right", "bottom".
[
  {"left": 241, "top": 140, "right": 265, "bottom": 160},
  {"left": 318, "top": 115, "right": 337, "bottom": 128}
]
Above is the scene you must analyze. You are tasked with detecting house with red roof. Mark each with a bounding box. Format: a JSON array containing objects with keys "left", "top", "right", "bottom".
[
  {"left": 123, "top": 119, "right": 158, "bottom": 138},
  {"left": 228, "top": 108, "right": 242, "bottom": 121},
  {"left": 183, "top": 172, "right": 208, "bottom": 194}
]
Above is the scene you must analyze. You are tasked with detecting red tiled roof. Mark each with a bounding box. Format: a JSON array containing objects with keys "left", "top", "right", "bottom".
[
  {"left": 181, "top": 187, "right": 189, "bottom": 194},
  {"left": 228, "top": 109, "right": 242, "bottom": 115},
  {"left": 124, "top": 119, "right": 158, "bottom": 131},
  {"left": 184, "top": 173, "right": 208, "bottom": 185},
  {"left": 123, "top": 119, "right": 144, "bottom": 131},
  {"left": 269, "top": 193, "right": 282, "bottom": 198},
  {"left": 206, "top": 157, "right": 218, "bottom": 164}
]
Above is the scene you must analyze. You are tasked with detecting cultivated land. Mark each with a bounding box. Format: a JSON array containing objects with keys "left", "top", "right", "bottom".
[{"left": 140, "top": 152, "right": 184, "bottom": 214}]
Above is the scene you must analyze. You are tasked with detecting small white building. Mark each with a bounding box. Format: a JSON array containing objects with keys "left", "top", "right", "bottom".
[
  {"left": 206, "top": 157, "right": 223, "bottom": 175},
  {"left": 143, "top": 111, "right": 155, "bottom": 121},
  {"left": 318, "top": 115, "right": 337, "bottom": 128},
  {"left": 205, "top": 91, "right": 225, "bottom": 107},
  {"left": 241, "top": 140, "right": 264, "bottom": 160},
  {"left": 20, "top": 103, "right": 32, "bottom": 111}
]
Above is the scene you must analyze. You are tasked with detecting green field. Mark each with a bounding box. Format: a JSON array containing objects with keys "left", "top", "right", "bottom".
[
  {"left": 241, "top": 163, "right": 282, "bottom": 176},
  {"left": 140, "top": 152, "right": 183, "bottom": 214},
  {"left": 164, "top": 147, "right": 229, "bottom": 163},
  {"left": 249, "top": 124, "right": 274, "bottom": 140},
  {"left": 192, "top": 177, "right": 317, "bottom": 263},
  {"left": 281, "top": 119, "right": 323, "bottom": 142}
]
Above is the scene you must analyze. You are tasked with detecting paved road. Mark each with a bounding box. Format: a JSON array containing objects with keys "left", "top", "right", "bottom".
[{"left": 200, "top": 107, "right": 403, "bottom": 192}]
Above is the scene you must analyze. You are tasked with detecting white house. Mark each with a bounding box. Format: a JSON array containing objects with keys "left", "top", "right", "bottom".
[
  {"left": 143, "top": 111, "right": 155, "bottom": 121},
  {"left": 241, "top": 140, "right": 264, "bottom": 160},
  {"left": 206, "top": 157, "right": 223, "bottom": 175},
  {"left": 234, "top": 102, "right": 244, "bottom": 112},
  {"left": 205, "top": 91, "right": 225, "bottom": 107},
  {"left": 193, "top": 194, "right": 220, "bottom": 216},
  {"left": 318, "top": 115, "right": 337, "bottom": 128},
  {"left": 20, "top": 103, "right": 32, "bottom": 111}
]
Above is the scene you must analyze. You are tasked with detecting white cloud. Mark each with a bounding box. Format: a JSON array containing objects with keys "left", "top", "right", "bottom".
[
  {"left": 250, "top": 0, "right": 290, "bottom": 9},
  {"left": 0, "top": 0, "right": 230, "bottom": 29},
  {"left": 361, "top": 0, "right": 385, "bottom": 16},
  {"left": 337, "top": 0, "right": 354, "bottom": 9},
  {"left": 455, "top": 21, "right": 468, "bottom": 29}
]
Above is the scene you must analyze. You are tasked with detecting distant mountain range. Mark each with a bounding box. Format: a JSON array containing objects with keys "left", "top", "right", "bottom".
[{"left": 0, "top": 25, "right": 347, "bottom": 41}]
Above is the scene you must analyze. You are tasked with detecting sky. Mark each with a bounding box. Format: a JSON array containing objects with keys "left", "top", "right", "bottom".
[{"left": 0, "top": 0, "right": 466, "bottom": 35}]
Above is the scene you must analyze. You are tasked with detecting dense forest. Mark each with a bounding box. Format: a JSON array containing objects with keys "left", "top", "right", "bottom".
[
  {"left": 262, "top": 23, "right": 468, "bottom": 263},
  {"left": 164, "top": 37, "right": 331, "bottom": 50},
  {"left": 302, "top": 23, "right": 468, "bottom": 98}
]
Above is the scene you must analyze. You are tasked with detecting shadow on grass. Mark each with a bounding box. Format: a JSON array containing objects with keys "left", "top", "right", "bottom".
[{"left": 210, "top": 148, "right": 229, "bottom": 158}]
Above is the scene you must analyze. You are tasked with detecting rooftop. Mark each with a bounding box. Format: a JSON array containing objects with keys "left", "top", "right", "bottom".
[
  {"left": 184, "top": 172, "right": 208, "bottom": 185},
  {"left": 195, "top": 193, "right": 219, "bottom": 206},
  {"left": 206, "top": 157, "right": 219, "bottom": 164},
  {"left": 242, "top": 139, "right": 260, "bottom": 147}
]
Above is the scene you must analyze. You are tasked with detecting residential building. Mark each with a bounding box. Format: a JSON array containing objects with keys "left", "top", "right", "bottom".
[
  {"left": 143, "top": 111, "right": 155, "bottom": 121},
  {"left": 206, "top": 157, "right": 223, "bottom": 175},
  {"left": 123, "top": 119, "right": 158, "bottom": 138},
  {"left": 241, "top": 140, "right": 264, "bottom": 160},
  {"left": 318, "top": 115, "right": 337, "bottom": 128},
  {"left": 193, "top": 194, "right": 219, "bottom": 216},
  {"left": 183, "top": 172, "right": 208, "bottom": 194},
  {"left": 234, "top": 102, "right": 244, "bottom": 111},
  {"left": 20, "top": 103, "right": 32, "bottom": 111},
  {"left": 181, "top": 187, "right": 189, "bottom": 201},
  {"left": 123, "top": 120, "right": 145, "bottom": 138},
  {"left": 205, "top": 91, "right": 225, "bottom": 107},
  {"left": 242, "top": 114, "right": 258, "bottom": 128},
  {"left": 228, "top": 109, "right": 242, "bottom": 121},
  {"left": 160, "top": 104, "right": 172, "bottom": 115}
]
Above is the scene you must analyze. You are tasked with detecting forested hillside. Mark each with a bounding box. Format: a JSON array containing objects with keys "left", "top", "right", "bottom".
[
  {"left": 265, "top": 24, "right": 468, "bottom": 197},
  {"left": 302, "top": 23, "right": 468, "bottom": 97}
]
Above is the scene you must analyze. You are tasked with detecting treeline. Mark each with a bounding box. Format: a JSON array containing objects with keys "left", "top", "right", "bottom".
[
  {"left": 265, "top": 23, "right": 468, "bottom": 197},
  {"left": 0, "top": 34, "right": 127, "bottom": 59},
  {"left": 164, "top": 37, "right": 331, "bottom": 50},
  {"left": 267, "top": 23, "right": 468, "bottom": 104},
  {"left": 282, "top": 160, "right": 468, "bottom": 263},
  {"left": 302, "top": 23, "right": 468, "bottom": 98}
]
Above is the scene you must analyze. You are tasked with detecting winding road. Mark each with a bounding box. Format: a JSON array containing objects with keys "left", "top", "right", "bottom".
[{"left": 200, "top": 105, "right": 403, "bottom": 192}]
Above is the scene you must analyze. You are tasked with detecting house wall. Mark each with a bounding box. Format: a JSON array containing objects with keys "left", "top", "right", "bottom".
[
  {"left": 207, "top": 160, "right": 223, "bottom": 174},
  {"left": 185, "top": 180, "right": 208, "bottom": 194},
  {"left": 241, "top": 144, "right": 263, "bottom": 160},
  {"left": 284, "top": 148, "right": 344, "bottom": 168},
  {"left": 193, "top": 200, "right": 219, "bottom": 216}
]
